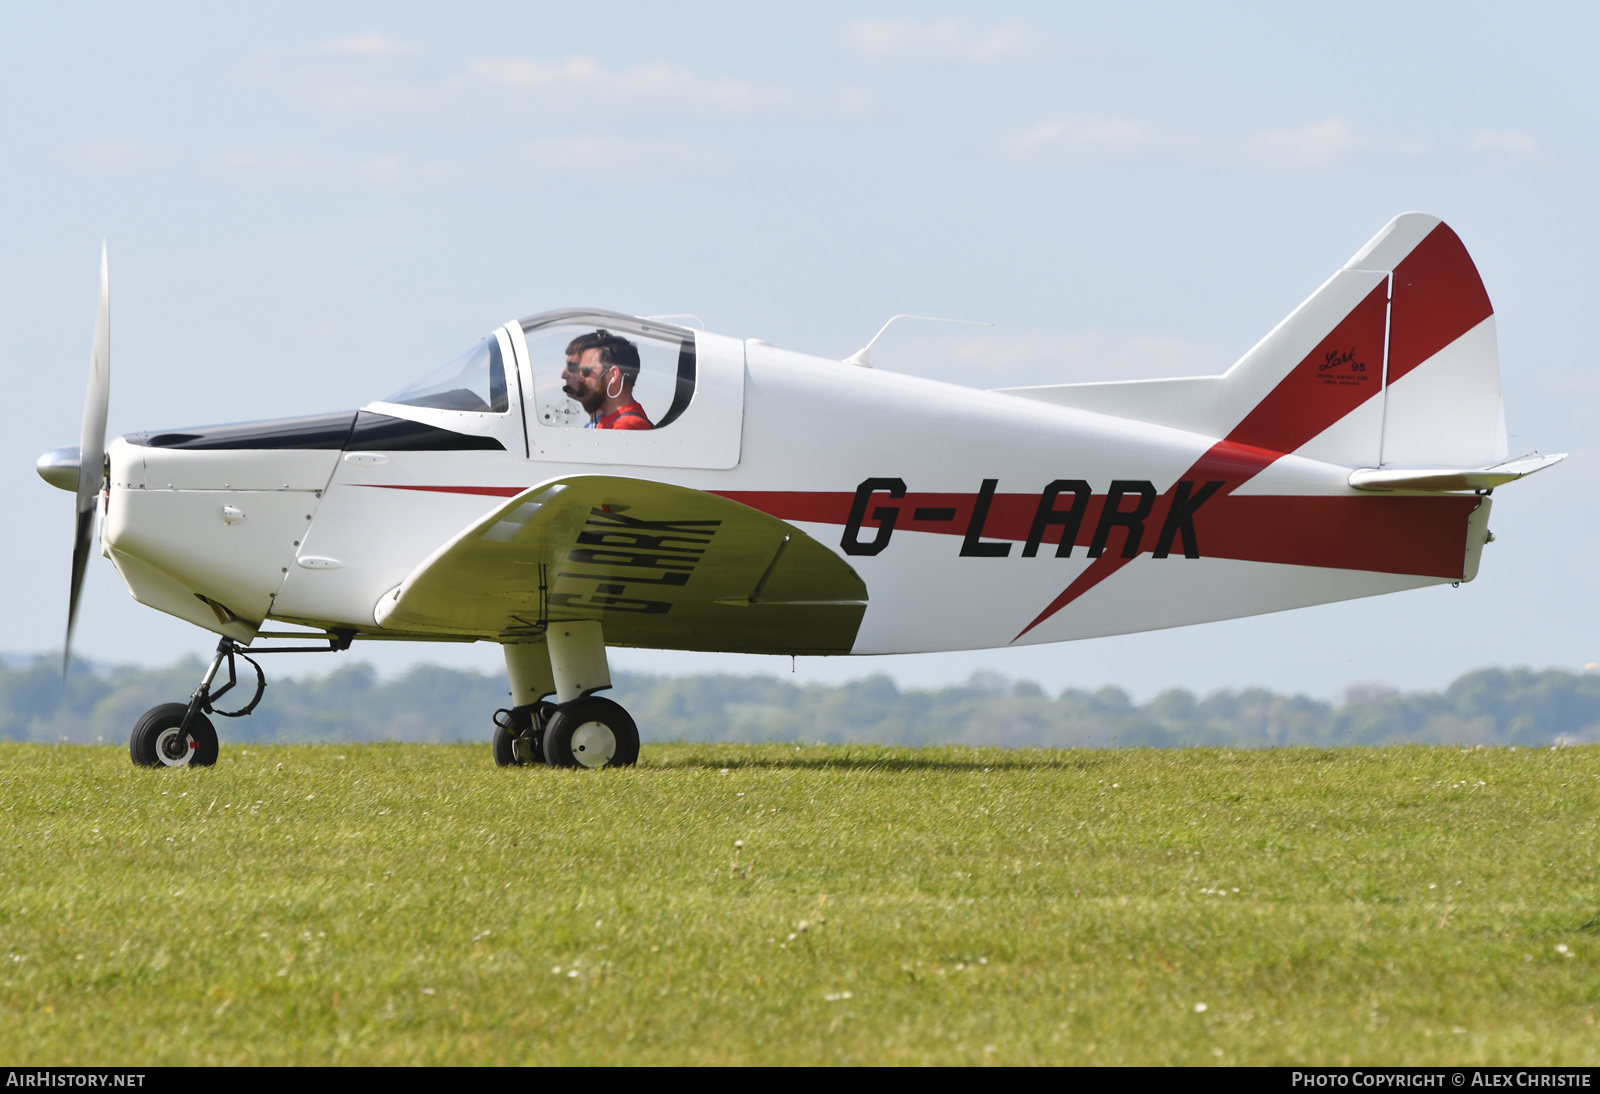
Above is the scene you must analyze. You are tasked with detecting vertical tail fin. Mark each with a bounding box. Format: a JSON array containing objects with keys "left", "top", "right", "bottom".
[
  {"left": 1216, "top": 212, "right": 1501, "bottom": 468},
  {"left": 998, "top": 213, "right": 1505, "bottom": 470}
]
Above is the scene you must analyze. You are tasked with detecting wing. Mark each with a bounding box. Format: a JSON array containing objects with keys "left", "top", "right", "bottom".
[{"left": 374, "top": 475, "right": 868, "bottom": 654}]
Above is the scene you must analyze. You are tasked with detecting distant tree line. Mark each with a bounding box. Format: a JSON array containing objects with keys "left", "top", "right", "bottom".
[{"left": 4, "top": 654, "right": 1599, "bottom": 749}]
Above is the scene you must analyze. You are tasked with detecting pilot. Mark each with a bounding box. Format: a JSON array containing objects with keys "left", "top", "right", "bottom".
[{"left": 561, "top": 330, "right": 653, "bottom": 430}]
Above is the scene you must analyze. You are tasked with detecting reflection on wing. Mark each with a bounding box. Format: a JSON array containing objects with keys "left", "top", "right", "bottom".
[{"left": 375, "top": 476, "right": 868, "bottom": 654}]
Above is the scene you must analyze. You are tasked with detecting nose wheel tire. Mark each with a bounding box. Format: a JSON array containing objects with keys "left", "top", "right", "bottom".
[
  {"left": 129, "top": 703, "right": 219, "bottom": 768},
  {"left": 543, "top": 697, "right": 639, "bottom": 769}
]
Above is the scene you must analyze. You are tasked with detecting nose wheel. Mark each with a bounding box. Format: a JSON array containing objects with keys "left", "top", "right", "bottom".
[{"left": 129, "top": 702, "right": 219, "bottom": 767}]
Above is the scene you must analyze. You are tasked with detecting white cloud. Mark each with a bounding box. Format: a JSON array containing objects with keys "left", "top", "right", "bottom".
[
  {"left": 239, "top": 45, "right": 447, "bottom": 114},
  {"left": 872, "top": 330, "right": 1228, "bottom": 388},
  {"left": 518, "top": 136, "right": 726, "bottom": 175},
  {"left": 1245, "top": 118, "right": 1359, "bottom": 169},
  {"left": 470, "top": 56, "right": 806, "bottom": 114},
  {"left": 209, "top": 149, "right": 460, "bottom": 188},
  {"left": 65, "top": 139, "right": 176, "bottom": 172},
  {"left": 204, "top": 137, "right": 722, "bottom": 188},
  {"left": 998, "top": 118, "right": 1171, "bottom": 162},
  {"left": 833, "top": 86, "right": 875, "bottom": 116},
  {"left": 245, "top": 41, "right": 830, "bottom": 120},
  {"left": 313, "top": 32, "right": 416, "bottom": 57},
  {"left": 1470, "top": 130, "right": 1542, "bottom": 163},
  {"left": 843, "top": 17, "right": 1049, "bottom": 62},
  {"left": 999, "top": 115, "right": 1421, "bottom": 170}
]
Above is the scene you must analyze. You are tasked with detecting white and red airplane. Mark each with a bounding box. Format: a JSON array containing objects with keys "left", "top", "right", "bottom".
[{"left": 38, "top": 212, "right": 1562, "bottom": 769}]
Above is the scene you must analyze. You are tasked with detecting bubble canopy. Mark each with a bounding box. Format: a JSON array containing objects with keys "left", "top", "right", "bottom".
[
  {"left": 370, "top": 310, "right": 740, "bottom": 467},
  {"left": 382, "top": 311, "right": 697, "bottom": 428}
]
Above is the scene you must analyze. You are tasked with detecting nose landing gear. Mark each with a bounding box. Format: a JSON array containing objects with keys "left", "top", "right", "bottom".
[{"left": 128, "top": 631, "right": 352, "bottom": 769}]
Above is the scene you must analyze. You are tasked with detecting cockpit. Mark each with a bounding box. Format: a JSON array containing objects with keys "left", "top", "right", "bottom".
[
  {"left": 386, "top": 311, "right": 695, "bottom": 430},
  {"left": 372, "top": 309, "right": 742, "bottom": 470}
]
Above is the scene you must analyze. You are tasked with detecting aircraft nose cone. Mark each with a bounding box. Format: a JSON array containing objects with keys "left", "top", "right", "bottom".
[{"left": 36, "top": 446, "right": 81, "bottom": 492}]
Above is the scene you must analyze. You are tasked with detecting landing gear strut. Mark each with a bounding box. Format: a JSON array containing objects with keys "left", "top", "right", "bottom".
[
  {"left": 129, "top": 631, "right": 352, "bottom": 769},
  {"left": 498, "top": 624, "right": 638, "bottom": 769}
]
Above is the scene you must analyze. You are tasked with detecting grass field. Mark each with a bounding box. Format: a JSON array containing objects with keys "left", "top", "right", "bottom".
[{"left": 2, "top": 742, "right": 1598, "bottom": 1065}]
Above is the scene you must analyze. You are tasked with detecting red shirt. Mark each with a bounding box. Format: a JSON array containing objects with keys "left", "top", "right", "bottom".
[{"left": 593, "top": 401, "right": 653, "bottom": 430}]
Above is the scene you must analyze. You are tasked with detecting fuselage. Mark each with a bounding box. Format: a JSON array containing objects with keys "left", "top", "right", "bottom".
[{"left": 97, "top": 306, "right": 1489, "bottom": 657}]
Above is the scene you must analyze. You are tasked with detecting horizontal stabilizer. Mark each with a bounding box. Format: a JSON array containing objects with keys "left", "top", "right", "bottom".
[{"left": 1348, "top": 452, "right": 1566, "bottom": 493}]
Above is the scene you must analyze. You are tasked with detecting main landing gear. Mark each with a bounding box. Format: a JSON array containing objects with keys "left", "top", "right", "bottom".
[
  {"left": 129, "top": 632, "right": 352, "bottom": 769},
  {"left": 496, "top": 623, "right": 640, "bottom": 769}
]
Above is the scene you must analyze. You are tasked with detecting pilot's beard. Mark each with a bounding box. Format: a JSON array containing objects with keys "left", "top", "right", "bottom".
[{"left": 564, "top": 384, "right": 604, "bottom": 415}]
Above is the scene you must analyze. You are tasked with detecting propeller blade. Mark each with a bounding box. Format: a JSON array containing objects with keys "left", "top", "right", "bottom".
[{"left": 65, "top": 244, "right": 109, "bottom": 674}]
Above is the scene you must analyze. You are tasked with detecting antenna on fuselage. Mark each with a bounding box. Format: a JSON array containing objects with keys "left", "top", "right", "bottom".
[{"left": 843, "top": 314, "right": 992, "bottom": 368}]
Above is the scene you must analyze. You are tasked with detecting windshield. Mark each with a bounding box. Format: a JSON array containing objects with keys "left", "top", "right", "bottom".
[{"left": 385, "top": 336, "right": 508, "bottom": 413}]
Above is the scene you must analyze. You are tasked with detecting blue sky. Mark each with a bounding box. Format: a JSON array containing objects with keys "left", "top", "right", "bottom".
[{"left": 5, "top": 3, "right": 1596, "bottom": 699}]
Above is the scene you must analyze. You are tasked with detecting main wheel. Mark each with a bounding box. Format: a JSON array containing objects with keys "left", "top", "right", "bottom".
[
  {"left": 543, "top": 696, "right": 639, "bottom": 769},
  {"left": 492, "top": 702, "right": 557, "bottom": 767},
  {"left": 129, "top": 703, "right": 219, "bottom": 768}
]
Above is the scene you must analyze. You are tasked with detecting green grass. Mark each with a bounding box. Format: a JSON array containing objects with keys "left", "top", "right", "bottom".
[{"left": 2, "top": 742, "right": 1599, "bottom": 1065}]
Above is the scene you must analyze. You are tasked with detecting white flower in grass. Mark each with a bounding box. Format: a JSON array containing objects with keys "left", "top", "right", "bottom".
[{"left": 1193, "top": 1002, "right": 1207, "bottom": 1013}]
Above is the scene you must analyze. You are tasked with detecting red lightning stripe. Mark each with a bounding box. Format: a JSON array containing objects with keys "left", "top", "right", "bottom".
[
  {"left": 1013, "top": 223, "right": 1492, "bottom": 638},
  {"left": 1011, "top": 224, "right": 1491, "bottom": 639}
]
